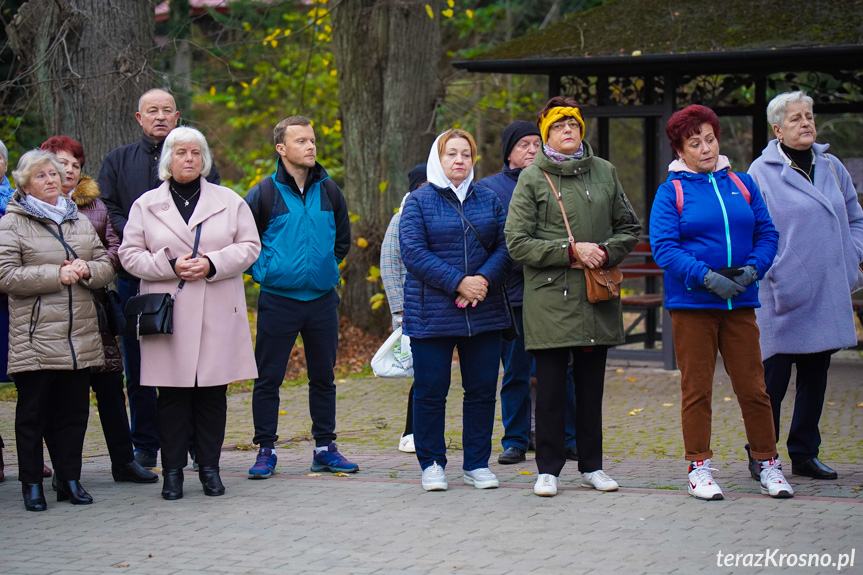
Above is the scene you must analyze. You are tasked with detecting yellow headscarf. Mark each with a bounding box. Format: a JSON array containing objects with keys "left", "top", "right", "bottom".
[{"left": 538, "top": 106, "right": 586, "bottom": 143}]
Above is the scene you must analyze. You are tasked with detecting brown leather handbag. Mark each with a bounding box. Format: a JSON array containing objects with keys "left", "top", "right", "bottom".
[{"left": 542, "top": 171, "right": 623, "bottom": 303}]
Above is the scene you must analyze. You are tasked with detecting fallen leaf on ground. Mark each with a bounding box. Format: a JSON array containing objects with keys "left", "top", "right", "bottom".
[
  {"left": 826, "top": 402, "right": 835, "bottom": 406},
  {"left": 627, "top": 377, "right": 637, "bottom": 382},
  {"left": 113, "top": 564, "right": 130, "bottom": 568},
  {"left": 519, "top": 471, "right": 533, "bottom": 475},
  {"left": 307, "top": 473, "right": 322, "bottom": 477},
  {"left": 616, "top": 368, "right": 625, "bottom": 373},
  {"left": 724, "top": 397, "right": 732, "bottom": 402},
  {"left": 334, "top": 472, "right": 350, "bottom": 477},
  {"left": 278, "top": 410, "right": 287, "bottom": 415},
  {"left": 662, "top": 403, "right": 674, "bottom": 407}
]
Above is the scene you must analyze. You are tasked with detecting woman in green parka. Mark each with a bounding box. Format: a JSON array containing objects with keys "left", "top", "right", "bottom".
[{"left": 505, "top": 96, "right": 641, "bottom": 497}]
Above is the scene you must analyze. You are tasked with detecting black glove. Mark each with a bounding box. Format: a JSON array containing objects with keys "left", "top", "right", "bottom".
[
  {"left": 703, "top": 270, "right": 746, "bottom": 300},
  {"left": 732, "top": 265, "right": 758, "bottom": 287}
]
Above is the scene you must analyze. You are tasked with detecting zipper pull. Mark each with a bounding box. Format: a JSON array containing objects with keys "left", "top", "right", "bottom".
[
  {"left": 563, "top": 284, "right": 568, "bottom": 297},
  {"left": 585, "top": 189, "right": 591, "bottom": 202}
]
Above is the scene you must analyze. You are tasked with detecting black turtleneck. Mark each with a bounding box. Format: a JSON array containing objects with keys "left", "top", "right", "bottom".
[
  {"left": 169, "top": 177, "right": 201, "bottom": 223},
  {"left": 781, "top": 143, "right": 814, "bottom": 181}
]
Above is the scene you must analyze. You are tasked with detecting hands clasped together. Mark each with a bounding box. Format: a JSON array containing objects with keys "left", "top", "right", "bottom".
[
  {"left": 455, "top": 275, "right": 488, "bottom": 309},
  {"left": 59, "top": 259, "right": 91, "bottom": 285},
  {"left": 174, "top": 253, "right": 210, "bottom": 281},
  {"left": 571, "top": 242, "right": 607, "bottom": 270}
]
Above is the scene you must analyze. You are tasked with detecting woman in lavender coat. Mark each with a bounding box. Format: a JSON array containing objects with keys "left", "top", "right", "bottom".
[{"left": 748, "top": 91, "right": 863, "bottom": 481}]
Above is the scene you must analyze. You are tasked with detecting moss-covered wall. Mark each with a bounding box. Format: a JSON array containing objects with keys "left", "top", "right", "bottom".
[{"left": 474, "top": 0, "right": 863, "bottom": 60}]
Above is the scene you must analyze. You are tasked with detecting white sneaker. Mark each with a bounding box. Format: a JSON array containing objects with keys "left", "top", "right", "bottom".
[
  {"left": 534, "top": 473, "right": 558, "bottom": 497},
  {"left": 398, "top": 434, "right": 415, "bottom": 453},
  {"left": 760, "top": 458, "right": 794, "bottom": 498},
  {"left": 581, "top": 469, "right": 619, "bottom": 492},
  {"left": 463, "top": 468, "right": 499, "bottom": 489},
  {"left": 421, "top": 462, "right": 447, "bottom": 491},
  {"left": 687, "top": 459, "right": 724, "bottom": 500}
]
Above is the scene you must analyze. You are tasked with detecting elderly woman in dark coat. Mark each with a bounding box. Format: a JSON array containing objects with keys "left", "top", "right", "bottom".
[
  {"left": 41, "top": 136, "right": 157, "bottom": 485},
  {"left": 400, "top": 129, "right": 512, "bottom": 492}
]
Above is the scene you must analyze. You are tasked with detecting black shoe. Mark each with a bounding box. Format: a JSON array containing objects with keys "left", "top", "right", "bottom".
[
  {"left": 528, "top": 431, "right": 536, "bottom": 452},
  {"left": 566, "top": 446, "right": 579, "bottom": 461},
  {"left": 162, "top": 469, "right": 184, "bottom": 500},
  {"left": 56, "top": 480, "right": 93, "bottom": 505},
  {"left": 744, "top": 444, "right": 760, "bottom": 480},
  {"left": 112, "top": 460, "right": 159, "bottom": 483},
  {"left": 792, "top": 457, "right": 838, "bottom": 480},
  {"left": 498, "top": 447, "right": 526, "bottom": 465},
  {"left": 134, "top": 450, "right": 158, "bottom": 469},
  {"left": 22, "top": 483, "right": 47, "bottom": 512},
  {"left": 199, "top": 466, "right": 225, "bottom": 497}
]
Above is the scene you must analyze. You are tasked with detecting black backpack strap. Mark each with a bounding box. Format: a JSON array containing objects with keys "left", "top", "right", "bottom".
[
  {"left": 255, "top": 176, "right": 276, "bottom": 239},
  {"left": 322, "top": 177, "right": 340, "bottom": 208}
]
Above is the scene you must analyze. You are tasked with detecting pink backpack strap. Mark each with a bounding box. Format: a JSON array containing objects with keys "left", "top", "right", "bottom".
[
  {"left": 672, "top": 179, "right": 684, "bottom": 215},
  {"left": 727, "top": 172, "right": 751, "bottom": 204}
]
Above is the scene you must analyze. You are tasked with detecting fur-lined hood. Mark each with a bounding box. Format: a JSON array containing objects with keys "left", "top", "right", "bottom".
[{"left": 70, "top": 174, "right": 100, "bottom": 208}]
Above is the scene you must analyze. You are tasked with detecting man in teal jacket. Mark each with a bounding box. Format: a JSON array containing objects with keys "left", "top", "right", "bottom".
[{"left": 243, "top": 115, "right": 354, "bottom": 478}]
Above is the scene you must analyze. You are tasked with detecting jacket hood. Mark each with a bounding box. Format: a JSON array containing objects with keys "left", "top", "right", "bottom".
[
  {"left": 532, "top": 140, "right": 595, "bottom": 176},
  {"left": 426, "top": 132, "right": 475, "bottom": 200},
  {"left": 758, "top": 138, "right": 831, "bottom": 166},
  {"left": 668, "top": 155, "right": 731, "bottom": 174},
  {"left": 70, "top": 175, "right": 100, "bottom": 207},
  {"left": 7, "top": 192, "right": 79, "bottom": 222}
]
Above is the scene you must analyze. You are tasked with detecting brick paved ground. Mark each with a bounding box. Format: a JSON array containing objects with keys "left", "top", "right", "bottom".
[{"left": 1, "top": 353, "right": 861, "bottom": 574}]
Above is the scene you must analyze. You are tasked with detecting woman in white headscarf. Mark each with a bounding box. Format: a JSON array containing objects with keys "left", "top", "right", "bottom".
[{"left": 399, "top": 129, "right": 512, "bottom": 492}]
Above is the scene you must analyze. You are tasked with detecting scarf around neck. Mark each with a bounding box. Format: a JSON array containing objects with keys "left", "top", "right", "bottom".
[{"left": 543, "top": 142, "right": 584, "bottom": 163}]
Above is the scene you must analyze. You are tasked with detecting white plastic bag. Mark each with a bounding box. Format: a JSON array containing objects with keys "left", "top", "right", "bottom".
[{"left": 371, "top": 326, "right": 413, "bottom": 378}]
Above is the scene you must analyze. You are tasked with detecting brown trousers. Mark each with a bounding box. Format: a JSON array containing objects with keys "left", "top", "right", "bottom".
[{"left": 670, "top": 308, "right": 777, "bottom": 462}]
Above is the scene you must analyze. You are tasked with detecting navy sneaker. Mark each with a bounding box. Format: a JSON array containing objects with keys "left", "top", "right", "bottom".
[
  {"left": 311, "top": 443, "right": 359, "bottom": 473},
  {"left": 248, "top": 447, "right": 277, "bottom": 479}
]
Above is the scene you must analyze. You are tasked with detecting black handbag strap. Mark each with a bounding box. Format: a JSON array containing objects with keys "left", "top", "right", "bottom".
[
  {"left": 38, "top": 221, "right": 79, "bottom": 260},
  {"left": 174, "top": 224, "right": 203, "bottom": 297}
]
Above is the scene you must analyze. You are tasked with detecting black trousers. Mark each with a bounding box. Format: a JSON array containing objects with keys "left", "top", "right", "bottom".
[
  {"left": 157, "top": 385, "right": 227, "bottom": 469},
  {"left": 16, "top": 369, "right": 91, "bottom": 484},
  {"left": 763, "top": 350, "right": 833, "bottom": 464},
  {"left": 91, "top": 371, "right": 135, "bottom": 465},
  {"left": 534, "top": 347, "right": 607, "bottom": 476}
]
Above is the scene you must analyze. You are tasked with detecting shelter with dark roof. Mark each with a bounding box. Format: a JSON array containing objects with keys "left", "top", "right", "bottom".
[{"left": 453, "top": 0, "right": 863, "bottom": 367}]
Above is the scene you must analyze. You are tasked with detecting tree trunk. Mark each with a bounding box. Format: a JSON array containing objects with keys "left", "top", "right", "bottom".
[
  {"left": 332, "top": 0, "right": 440, "bottom": 335},
  {"left": 6, "top": 0, "right": 158, "bottom": 174}
]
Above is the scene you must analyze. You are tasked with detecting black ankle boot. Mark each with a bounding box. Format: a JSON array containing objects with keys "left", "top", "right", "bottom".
[
  {"left": 55, "top": 479, "right": 93, "bottom": 505},
  {"left": 199, "top": 466, "right": 225, "bottom": 496},
  {"left": 112, "top": 460, "right": 159, "bottom": 483},
  {"left": 162, "top": 469, "right": 184, "bottom": 500},
  {"left": 22, "top": 483, "right": 47, "bottom": 511}
]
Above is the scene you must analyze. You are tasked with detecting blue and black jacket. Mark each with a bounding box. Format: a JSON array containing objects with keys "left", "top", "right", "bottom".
[
  {"left": 649, "top": 168, "right": 778, "bottom": 310},
  {"left": 244, "top": 160, "right": 351, "bottom": 301}
]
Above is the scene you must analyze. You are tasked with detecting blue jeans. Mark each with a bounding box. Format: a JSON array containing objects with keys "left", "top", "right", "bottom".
[
  {"left": 117, "top": 276, "right": 159, "bottom": 457},
  {"left": 411, "top": 330, "right": 501, "bottom": 471},
  {"left": 501, "top": 307, "right": 576, "bottom": 450},
  {"left": 252, "top": 290, "right": 340, "bottom": 448}
]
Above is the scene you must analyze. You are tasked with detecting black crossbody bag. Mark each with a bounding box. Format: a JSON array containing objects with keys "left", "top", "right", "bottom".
[
  {"left": 437, "top": 191, "right": 519, "bottom": 342},
  {"left": 124, "top": 224, "right": 201, "bottom": 340}
]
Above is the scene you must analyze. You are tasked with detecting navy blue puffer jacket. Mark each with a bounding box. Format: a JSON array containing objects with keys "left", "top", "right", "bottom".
[{"left": 399, "top": 183, "right": 512, "bottom": 338}]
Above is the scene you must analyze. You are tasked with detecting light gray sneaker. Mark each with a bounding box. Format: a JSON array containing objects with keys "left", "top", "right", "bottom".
[
  {"left": 463, "top": 468, "right": 499, "bottom": 489},
  {"left": 534, "top": 473, "right": 558, "bottom": 497},
  {"left": 421, "top": 462, "right": 447, "bottom": 491},
  {"left": 581, "top": 469, "right": 619, "bottom": 492}
]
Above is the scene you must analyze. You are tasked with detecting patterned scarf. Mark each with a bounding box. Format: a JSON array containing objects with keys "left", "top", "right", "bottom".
[{"left": 543, "top": 142, "right": 584, "bottom": 163}]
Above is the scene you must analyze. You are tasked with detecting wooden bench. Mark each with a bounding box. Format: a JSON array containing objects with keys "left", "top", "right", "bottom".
[{"left": 618, "top": 241, "right": 664, "bottom": 349}]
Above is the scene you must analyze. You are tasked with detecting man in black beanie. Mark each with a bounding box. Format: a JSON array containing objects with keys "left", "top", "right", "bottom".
[{"left": 475, "top": 120, "right": 578, "bottom": 464}]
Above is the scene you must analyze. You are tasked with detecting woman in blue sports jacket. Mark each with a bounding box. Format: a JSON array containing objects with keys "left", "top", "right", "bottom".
[
  {"left": 399, "top": 129, "right": 512, "bottom": 492},
  {"left": 649, "top": 104, "right": 792, "bottom": 501}
]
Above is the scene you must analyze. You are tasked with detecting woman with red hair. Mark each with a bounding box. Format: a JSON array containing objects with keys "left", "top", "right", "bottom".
[
  {"left": 40, "top": 136, "right": 157, "bottom": 485},
  {"left": 649, "top": 105, "right": 790, "bottom": 500}
]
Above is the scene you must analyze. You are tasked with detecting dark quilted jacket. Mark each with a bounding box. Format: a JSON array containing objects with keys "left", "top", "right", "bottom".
[
  {"left": 73, "top": 176, "right": 123, "bottom": 374},
  {"left": 399, "top": 182, "right": 512, "bottom": 338}
]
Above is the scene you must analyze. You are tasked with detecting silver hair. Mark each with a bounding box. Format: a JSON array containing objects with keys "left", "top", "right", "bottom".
[
  {"left": 158, "top": 126, "right": 213, "bottom": 181},
  {"left": 0, "top": 139, "right": 7, "bottom": 163},
  {"left": 767, "top": 91, "right": 814, "bottom": 127},
  {"left": 138, "top": 88, "right": 175, "bottom": 113},
  {"left": 11, "top": 150, "right": 64, "bottom": 191}
]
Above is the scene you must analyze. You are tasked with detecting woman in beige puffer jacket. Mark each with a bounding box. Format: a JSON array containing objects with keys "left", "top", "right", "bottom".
[{"left": 0, "top": 150, "right": 113, "bottom": 512}]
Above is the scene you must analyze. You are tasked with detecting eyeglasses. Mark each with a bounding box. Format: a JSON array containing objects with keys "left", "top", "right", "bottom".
[{"left": 550, "top": 120, "right": 581, "bottom": 133}]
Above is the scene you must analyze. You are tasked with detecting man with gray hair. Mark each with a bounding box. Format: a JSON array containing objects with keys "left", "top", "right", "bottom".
[
  {"left": 98, "top": 89, "right": 220, "bottom": 472},
  {"left": 243, "top": 115, "right": 354, "bottom": 479}
]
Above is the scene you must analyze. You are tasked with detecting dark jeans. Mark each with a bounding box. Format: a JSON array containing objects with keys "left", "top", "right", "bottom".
[
  {"left": 534, "top": 346, "right": 607, "bottom": 476},
  {"left": 91, "top": 371, "right": 135, "bottom": 465},
  {"left": 411, "top": 330, "right": 501, "bottom": 471},
  {"left": 118, "top": 276, "right": 159, "bottom": 458},
  {"left": 404, "top": 384, "right": 415, "bottom": 436},
  {"left": 252, "top": 290, "right": 340, "bottom": 448},
  {"left": 158, "top": 385, "right": 227, "bottom": 469},
  {"left": 16, "top": 369, "right": 90, "bottom": 483},
  {"left": 501, "top": 306, "right": 576, "bottom": 450},
  {"left": 763, "top": 350, "right": 833, "bottom": 464}
]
